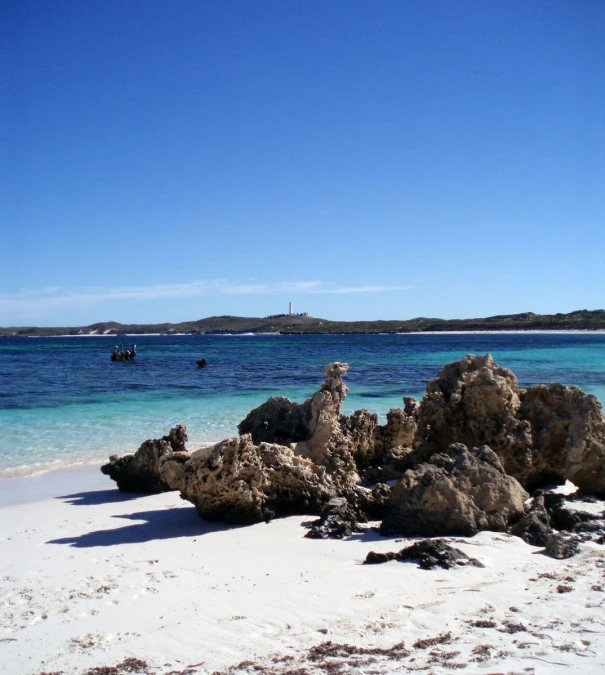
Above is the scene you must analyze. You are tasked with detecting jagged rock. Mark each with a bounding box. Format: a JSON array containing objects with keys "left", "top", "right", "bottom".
[
  {"left": 305, "top": 497, "right": 366, "bottom": 539},
  {"left": 376, "top": 398, "right": 419, "bottom": 454},
  {"left": 544, "top": 532, "right": 580, "bottom": 559},
  {"left": 509, "top": 494, "right": 553, "bottom": 546},
  {"left": 238, "top": 365, "right": 421, "bottom": 488},
  {"left": 236, "top": 363, "right": 361, "bottom": 489},
  {"left": 341, "top": 409, "right": 379, "bottom": 468},
  {"left": 305, "top": 483, "right": 393, "bottom": 539},
  {"left": 520, "top": 383, "right": 605, "bottom": 495},
  {"left": 101, "top": 425, "right": 189, "bottom": 493},
  {"left": 293, "top": 363, "right": 352, "bottom": 466},
  {"left": 409, "top": 354, "right": 605, "bottom": 496},
  {"left": 161, "top": 434, "right": 335, "bottom": 525},
  {"left": 381, "top": 444, "right": 528, "bottom": 537},
  {"left": 159, "top": 364, "right": 367, "bottom": 525},
  {"left": 356, "top": 400, "right": 420, "bottom": 483},
  {"left": 364, "top": 539, "right": 485, "bottom": 570},
  {"left": 413, "top": 355, "right": 533, "bottom": 482}
]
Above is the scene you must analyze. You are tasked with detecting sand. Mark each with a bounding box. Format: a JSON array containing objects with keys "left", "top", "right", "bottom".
[{"left": 1, "top": 468, "right": 605, "bottom": 675}]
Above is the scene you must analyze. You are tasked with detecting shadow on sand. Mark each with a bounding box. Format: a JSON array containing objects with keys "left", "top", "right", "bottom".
[
  {"left": 57, "top": 489, "right": 150, "bottom": 506},
  {"left": 47, "top": 506, "right": 232, "bottom": 548}
]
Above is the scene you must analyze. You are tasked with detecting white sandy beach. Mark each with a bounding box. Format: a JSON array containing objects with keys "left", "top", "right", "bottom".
[{"left": 1, "top": 468, "right": 605, "bottom": 675}]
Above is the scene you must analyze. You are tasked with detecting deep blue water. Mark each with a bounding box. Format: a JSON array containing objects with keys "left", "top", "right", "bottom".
[{"left": 1, "top": 333, "right": 605, "bottom": 476}]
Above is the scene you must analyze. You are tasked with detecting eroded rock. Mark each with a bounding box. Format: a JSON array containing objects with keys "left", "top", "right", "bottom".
[
  {"left": 381, "top": 444, "right": 528, "bottom": 537},
  {"left": 161, "top": 434, "right": 334, "bottom": 524},
  {"left": 409, "top": 354, "right": 605, "bottom": 496},
  {"left": 413, "top": 355, "right": 533, "bottom": 482},
  {"left": 101, "top": 425, "right": 189, "bottom": 493},
  {"left": 237, "top": 396, "right": 311, "bottom": 446},
  {"left": 520, "top": 383, "right": 605, "bottom": 495}
]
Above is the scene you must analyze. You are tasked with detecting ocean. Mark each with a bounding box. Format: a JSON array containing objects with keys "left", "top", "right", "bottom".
[{"left": 2, "top": 332, "right": 605, "bottom": 478}]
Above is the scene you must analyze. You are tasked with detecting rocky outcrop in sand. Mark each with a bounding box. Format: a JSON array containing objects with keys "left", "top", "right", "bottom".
[
  {"left": 412, "top": 355, "right": 533, "bottom": 481},
  {"left": 409, "top": 354, "right": 605, "bottom": 496},
  {"left": 101, "top": 425, "right": 189, "bottom": 493},
  {"left": 364, "top": 539, "right": 485, "bottom": 570},
  {"left": 162, "top": 364, "right": 365, "bottom": 524},
  {"left": 380, "top": 444, "right": 528, "bottom": 537},
  {"left": 161, "top": 434, "right": 333, "bottom": 524},
  {"left": 102, "top": 355, "right": 605, "bottom": 539}
]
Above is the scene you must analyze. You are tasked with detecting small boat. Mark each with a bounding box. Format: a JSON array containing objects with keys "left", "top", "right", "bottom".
[
  {"left": 112, "top": 345, "right": 136, "bottom": 362},
  {"left": 197, "top": 358, "right": 207, "bottom": 368}
]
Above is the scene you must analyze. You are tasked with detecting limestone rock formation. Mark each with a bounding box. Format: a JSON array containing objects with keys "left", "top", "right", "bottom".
[
  {"left": 341, "top": 409, "right": 379, "bottom": 468},
  {"left": 413, "top": 354, "right": 533, "bottom": 481},
  {"left": 161, "top": 434, "right": 334, "bottom": 524},
  {"left": 293, "top": 362, "right": 351, "bottom": 465},
  {"left": 409, "top": 354, "right": 605, "bottom": 496},
  {"left": 238, "top": 363, "right": 363, "bottom": 488},
  {"left": 376, "top": 398, "right": 419, "bottom": 454},
  {"left": 381, "top": 444, "right": 528, "bottom": 537},
  {"left": 520, "top": 383, "right": 605, "bottom": 494},
  {"left": 237, "top": 365, "right": 423, "bottom": 486},
  {"left": 101, "top": 355, "right": 605, "bottom": 540},
  {"left": 101, "top": 425, "right": 189, "bottom": 493}
]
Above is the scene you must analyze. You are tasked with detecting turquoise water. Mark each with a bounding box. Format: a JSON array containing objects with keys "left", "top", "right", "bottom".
[{"left": 2, "top": 333, "right": 605, "bottom": 477}]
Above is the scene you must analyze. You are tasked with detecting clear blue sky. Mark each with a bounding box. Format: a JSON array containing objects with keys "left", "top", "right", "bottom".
[{"left": 2, "top": 0, "right": 604, "bottom": 326}]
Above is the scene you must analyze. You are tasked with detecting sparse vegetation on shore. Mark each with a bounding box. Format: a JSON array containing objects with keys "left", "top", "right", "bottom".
[{"left": 2, "top": 309, "right": 605, "bottom": 337}]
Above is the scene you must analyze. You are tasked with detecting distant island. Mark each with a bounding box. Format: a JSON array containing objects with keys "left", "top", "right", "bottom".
[{"left": 2, "top": 309, "right": 605, "bottom": 337}]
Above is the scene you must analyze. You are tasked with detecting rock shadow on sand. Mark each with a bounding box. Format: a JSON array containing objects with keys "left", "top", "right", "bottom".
[
  {"left": 47, "top": 506, "right": 231, "bottom": 548},
  {"left": 57, "top": 489, "right": 147, "bottom": 506}
]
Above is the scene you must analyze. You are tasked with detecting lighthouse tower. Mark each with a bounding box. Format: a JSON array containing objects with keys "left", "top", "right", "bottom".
[{"left": 288, "top": 301, "right": 293, "bottom": 316}]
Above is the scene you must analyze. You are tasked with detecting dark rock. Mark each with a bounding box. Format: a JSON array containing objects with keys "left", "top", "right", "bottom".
[
  {"left": 364, "top": 551, "right": 396, "bottom": 565},
  {"left": 510, "top": 495, "right": 553, "bottom": 546},
  {"left": 101, "top": 425, "right": 189, "bottom": 493},
  {"left": 237, "top": 396, "right": 311, "bottom": 446},
  {"left": 381, "top": 444, "right": 527, "bottom": 537},
  {"left": 305, "top": 497, "right": 366, "bottom": 539},
  {"left": 549, "top": 506, "right": 592, "bottom": 531},
  {"left": 349, "top": 482, "right": 393, "bottom": 520},
  {"left": 544, "top": 533, "right": 580, "bottom": 559},
  {"left": 364, "top": 539, "right": 485, "bottom": 570},
  {"left": 543, "top": 493, "right": 567, "bottom": 511}
]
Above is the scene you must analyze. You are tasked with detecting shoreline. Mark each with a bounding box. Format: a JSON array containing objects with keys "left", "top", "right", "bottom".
[{"left": 0, "top": 464, "right": 106, "bottom": 508}]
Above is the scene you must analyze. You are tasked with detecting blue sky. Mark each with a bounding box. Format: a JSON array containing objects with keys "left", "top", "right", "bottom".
[{"left": 2, "top": 0, "right": 604, "bottom": 326}]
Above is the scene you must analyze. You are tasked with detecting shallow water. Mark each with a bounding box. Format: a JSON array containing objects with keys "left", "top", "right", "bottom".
[{"left": 2, "top": 333, "right": 605, "bottom": 476}]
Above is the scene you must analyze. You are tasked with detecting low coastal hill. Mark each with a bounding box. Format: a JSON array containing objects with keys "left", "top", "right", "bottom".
[{"left": 2, "top": 309, "right": 605, "bottom": 336}]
